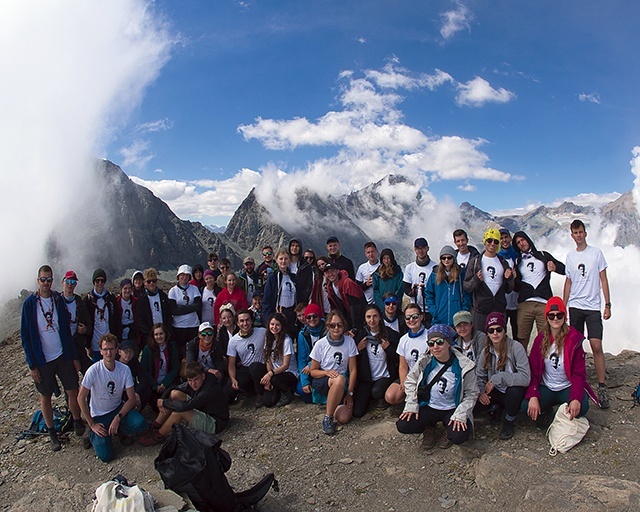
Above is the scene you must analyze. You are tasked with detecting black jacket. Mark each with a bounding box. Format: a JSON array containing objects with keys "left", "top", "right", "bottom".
[
  {"left": 512, "top": 231, "right": 566, "bottom": 302},
  {"left": 185, "top": 336, "right": 226, "bottom": 377},
  {"left": 354, "top": 326, "right": 400, "bottom": 383},
  {"left": 463, "top": 252, "right": 515, "bottom": 314},
  {"left": 138, "top": 289, "right": 172, "bottom": 340},
  {"left": 84, "top": 291, "right": 120, "bottom": 341}
]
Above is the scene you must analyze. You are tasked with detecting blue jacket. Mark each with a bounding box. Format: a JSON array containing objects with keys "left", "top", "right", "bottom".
[
  {"left": 262, "top": 270, "right": 299, "bottom": 322},
  {"left": 372, "top": 268, "right": 405, "bottom": 310},
  {"left": 424, "top": 267, "right": 472, "bottom": 327},
  {"left": 297, "top": 320, "right": 327, "bottom": 404},
  {"left": 21, "top": 292, "right": 78, "bottom": 370}
]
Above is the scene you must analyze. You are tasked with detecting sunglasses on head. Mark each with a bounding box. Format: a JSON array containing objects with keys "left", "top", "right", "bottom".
[
  {"left": 64, "top": 278, "right": 78, "bottom": 285},
  {"left": 305, "top": 314, "right": 319, "bottom": 320},
  {"left": 328, "top": 322, "right": 343, "bottom": 329},
  {"left": 38, "top": 276, "right": 53, "bottom": 283},
  {"left": 547, "top": 312, "right": 565, "bottom": 321},
  {"left": 485, "top": 239, "right": 500, "bottom": 245},
  {"left": 146, "top": 279, "right": 158, "bottom": 284},
  {"left": 427, "top": 337, "right": 447, "bottom": 347},
  {"left": 200, "top": 330, "right": 214, "bottom": 337},
  {"left": 405, "top": 313, "right": 421, "bottom": 321},
  {"left": 487, "top": 326, "right": 504, "bottom": 334}
]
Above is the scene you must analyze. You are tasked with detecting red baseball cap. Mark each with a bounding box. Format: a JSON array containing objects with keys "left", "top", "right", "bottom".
[{"left": 545, "top": 296, "right": 567, "bottom": 316}]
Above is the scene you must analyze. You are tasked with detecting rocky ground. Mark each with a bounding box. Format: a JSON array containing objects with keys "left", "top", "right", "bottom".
[{"left": 1, "top": 330, "right": 640, "bottom": 512}]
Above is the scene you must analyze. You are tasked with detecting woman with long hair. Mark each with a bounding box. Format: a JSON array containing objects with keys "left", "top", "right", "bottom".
[
  {"left": 140, "top": 323, "right": 180, "bottom": 406},
  {"left": 385, "top": 303, "right": 427, "bottom": 406},
  {"left": 353, "top": 305, "right": 399, "bottom": 417},
  {"left": 372, "top": 249, "right": 404, "bottom": 310},
  {"left": 523, "top": 296, "right": 595, "bottom": 427},
  {"left": 310, "top": 310, "right": 358, "bottom": 435},
  {"left": 214, "top": 273, "right": 249, "bottom": 326},
  {"left": 476, "top": 312, "right": 530, "bottom": 440},
  {"left": 424, "top": 245, "right": 471, "bottom": 327},
  {"left": 262, "top": 249, "right": 298, "bottom": 332},
  {"left": 216, "top": 303, "right": 238, "bottom": 356},
  {"left": 249, "top": 312, "right": 299, "bottom": 407}
]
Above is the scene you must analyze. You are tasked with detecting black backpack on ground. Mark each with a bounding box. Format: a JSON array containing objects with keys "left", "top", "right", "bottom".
[{"left": 154, "top": 424, "right": 278, "bottom": 512}]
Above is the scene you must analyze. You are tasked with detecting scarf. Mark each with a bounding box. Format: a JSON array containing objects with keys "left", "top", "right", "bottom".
[
  {"left": 328, "top": 333, "right": 345, "bottom": 347},
  {"left": 408, "top": 326, "right": 425, "bottom": 338}
]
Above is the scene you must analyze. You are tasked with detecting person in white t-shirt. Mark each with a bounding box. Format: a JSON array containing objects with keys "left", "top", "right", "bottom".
[
  {"left": 226, "top": 309, "right": 267, "bottom": 406},
  {"left": 249, "top": 312, "right": 299, "bottom": 407},
  {"left": 168, "top": 264, "right": 202, "bottom": 359},
  {"left": 453, "top": 228, "right": 479, "bottom": 279},
  {"left": 78, "top": 334, "right": 148, "bottom": 462},
  {"left": 310, "top": 310, "right": 358, "bottom": 435},
  {"left": 355, "top": 241, "right": 380, "bottom": 305},
  {"left": 200, "top": 270, "right": 217, "bottom": 326},
  {"left": 562, "top": 219, "right": 612, "bottom": 409},
  {"left": 403, "top": 237, "right": 437, "bottom": 323}
]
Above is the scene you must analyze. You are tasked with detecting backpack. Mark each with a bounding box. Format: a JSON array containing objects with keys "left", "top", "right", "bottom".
[
  {"left": 546, "top": 403, "right": 589, "bottom": 456},
  {"left": 155, "top": 424, "right": 278, "bottom": 512},
  {"left": 20, "top": 405, "right": 72, "bottom": 438},
  {"left": 632, "top": 382, "right": 640, "bottom": 407}
]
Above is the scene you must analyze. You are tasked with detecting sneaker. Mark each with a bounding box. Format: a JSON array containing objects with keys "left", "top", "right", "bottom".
[
  {"left": 255, "top": 395, "right": 265, "bottom": 409},
  {"left": 499, "top": 420, "right": 515, "bottom": 440},
  {"left": 438, "top": 431, "right": 453, "bottom": 450},
  {"left": 48, "top": 429, "right": 61, "bottom": 452},
  {"left": 276, "top": 390, "right": 294, "bottom": 407},
  {"left": 73, "top": 419, "right": 86, "bottom": 437},
  {"left": 598, "top": 385, "right": 610, "bottom": 410},
  {"left": 421, "top": 427, "right": 437, "bottom": 450},
  {"left": 322, "top": 415, "right": 336, "bottom": 435}
]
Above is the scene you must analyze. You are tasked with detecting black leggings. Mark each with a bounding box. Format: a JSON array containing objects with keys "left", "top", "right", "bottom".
[
  {"left": 353, "top": 377, "right": 393, "bottom": 418},
  {"left": 249, "top": 362, "right": 297, "bottom": 407},
  {"left": 396, "top": 405, "right": 473, "bottom": 445},
  {"left": 225, "top": 365, "right": 256, "bottom": 402},
  {"left": 475, "top": 386, "right": 526, "bottom": 419}
]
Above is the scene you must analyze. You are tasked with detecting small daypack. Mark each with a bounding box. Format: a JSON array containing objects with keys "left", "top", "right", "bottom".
[
  {"left": 19, "top": 405, "right": 72, "bottom": 439},
  {"left": 546, "top": 403, "right": 589, "bottom": 456}
]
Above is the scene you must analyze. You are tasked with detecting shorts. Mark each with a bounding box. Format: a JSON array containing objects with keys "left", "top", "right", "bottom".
[
  {"left": 569, "top": 308, "right": 603, "bottom": 340},
  {"left": 35, "top": 356, "right": 79, "bottom": 396},
  {"left": 189, "top": 409, "right": 217, "bottom": 434},
  {"left": 311, "top": 373, "right": 348, "bottom": 396}
]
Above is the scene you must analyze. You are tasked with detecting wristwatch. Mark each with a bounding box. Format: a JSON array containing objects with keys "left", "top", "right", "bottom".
[
  {"left": 348, "top": 391, "right": 354, "bottom": 397},
  {"left": 605, "top": 303, "right": 611, "bottom": 308},
  {"left": 117, "top": 413, "right": 123, "bottom": 419}
]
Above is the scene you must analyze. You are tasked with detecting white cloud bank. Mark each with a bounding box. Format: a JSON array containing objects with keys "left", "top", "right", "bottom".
[
  {"left": 0, "top": 0, "right": 172, "bottom": 301},
  {"left": 579, "top": 92, "right": 601, "bottom": 104},
  {"left": 439, "top": 1, "right": 473, "bottom": 41}
]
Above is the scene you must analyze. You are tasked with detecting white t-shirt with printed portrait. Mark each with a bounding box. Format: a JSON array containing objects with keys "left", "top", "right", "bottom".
[
  {"left": 396, "top": 330, "right": 428, "bottom": 373},
  {"left": 310, "top": 335, "right": 358, "bottom": 374},
  {"left": 81, "top": 360, "right": 133, "bottom": 417},
  {"left": 227, "top": 327, "right": 267, "bottom": 367}
]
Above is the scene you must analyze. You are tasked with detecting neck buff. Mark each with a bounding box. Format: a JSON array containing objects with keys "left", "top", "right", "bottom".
[
  {"left": 92, "top": 288, "right": 107, "bottom": 298},
  {"left": 415, "top": 256, "right": 431, "bottom": 266},
  {"left": 146, "top": 288, "right": 158, "bottom": 296},
  {"left": 306, "top": 320, "right": 325, "bottom": 337},
  {"left": 408, "top": 326, "right": 425, "bottom": 338},
  {"left": 199, "top": 340, "right": 212, "bottom": 352},
  {"left": 63, "top": 294, "right": 75, "bottom": 304},
  {"left": 328, "top": 333, "right": 345, "bottom": 347},
  {"left": 365, "top": 327, "right": 381, "bottom": 345}
]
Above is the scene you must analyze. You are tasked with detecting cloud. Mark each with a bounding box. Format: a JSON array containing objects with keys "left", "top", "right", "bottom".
[
  {"left": 439, "top": 1, "right": 473, "bottom": 41},
  {"left": 0, "top": 0, "right": 172, "bottom": 302},
  {"left": 458, "top": 182, "right": 476, "bottom": 192},
  {"left": 456, "top": 76, "right": 516, "bottom": 107},
  {"left": 134, "top": 118, "right": 174, "bottom": 134},
  {"left": 120, "top": 139, "right": 155, "bottom": 169},
  {"left": 631, "top": 146, "right": 640, "bottom": 212},
  {"left": 579, "top": 92, "right": 601, "bottom": 104}
]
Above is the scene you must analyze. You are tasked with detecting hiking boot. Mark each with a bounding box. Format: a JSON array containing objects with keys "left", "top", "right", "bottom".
[
  {"left": 276, "top": 390, "right": 294, "bottom": 407},
  {"left": 499, "top": 420, "right": 515, "bottom": 440},
  {"left": 255, "top": 394, "right": 265, "bottom": 409},
  {"left": 322, "top": 415, "right": 336, "bottom": 435},
  {"left": 488, "top": 404, "right": 503, "bottom": 424},
  {"left": 73, "top": 419, "right": 86, "bottom": 437},
  {"left": 48, "top": 428, "right": 61, "bottom": 452},
  {"left": 138, "top": 428, "right": 165, "bottom": 447},
  {"left": 438, "top": 431, "right": 453, "bottom": 450},
  {"left": 598, "top": 385, "right": 610, "bottom": 409},
  {"left": 421, "top": 427, "right": 437, "bottom": 449}
]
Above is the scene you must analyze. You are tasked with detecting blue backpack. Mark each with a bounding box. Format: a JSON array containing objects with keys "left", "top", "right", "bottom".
[
  {"left": 632, "top": 383, "right": 640, "bottom": 407},
  {"left": 25, "top": 406, "right": 72, "bottom": 436}
]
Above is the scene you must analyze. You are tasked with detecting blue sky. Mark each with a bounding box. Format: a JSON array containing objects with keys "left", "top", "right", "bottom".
[{"left": 104, "top": 1, "right": 640, "bottom": 225}]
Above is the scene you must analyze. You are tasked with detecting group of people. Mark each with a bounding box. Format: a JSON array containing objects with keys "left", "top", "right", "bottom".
[{"left": 20, "top": 219, "right": 611, "bottom": 458}]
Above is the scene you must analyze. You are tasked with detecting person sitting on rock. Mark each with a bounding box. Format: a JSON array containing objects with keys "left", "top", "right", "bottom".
[
  {"left": 451, "top": 310, "right": 486, "bottom": 363},
  {"left": 396, "top": 324, "right": 478, "bottom": 449},
  {"left": 185, "top": 321, "right": 225, "bottom": 384},
  {"left": 117, "top": 339, "right": 152, "bottom": 412},
  {"left": 522, "top": 296, "right": 595, "bottom": 428},
  {"left": 249, "top": 313, "right": 299, "bottom": 407},
  {"left": 309, "top": 310, "right": 358, "bottom": 435},
  {"left": 78, "top": 334, "right": 148, "bottom": 462},
  {"left": 139, "top": 362, "right": 229, "bottom": 446},
  {"left": 475, "top": 312, "right": 530, "bottom": 440}
]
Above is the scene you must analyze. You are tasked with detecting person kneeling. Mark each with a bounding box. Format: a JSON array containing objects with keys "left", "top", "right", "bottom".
[
  {"left": 78, "top": 334, "right": 148, "bottom": 462},
  {"left": 139, "top": 362, "right": 230, "bottom": 446},
  {"left": 396, "top": 325, "right": 478, "bottom": 449}
]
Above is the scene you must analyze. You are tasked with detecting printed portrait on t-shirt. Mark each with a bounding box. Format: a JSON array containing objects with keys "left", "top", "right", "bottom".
[
  {"left": 248, "top": 343, "right": 255, "bottom": 355},
  {"left": 549, "top": 353, "right": 560, "bottom": 369},
  {"left": 107, "top": 381, "right": 116, "bottom": 395},
  {"left": 486, "top": 266, "right": 496, "bottom": 279},
  {"left": 371, "top": 343, "right": 380, "bottom": 356},
  {"left": 437, "top": 377, "right": 448, "bottom": 394},
  {"left": 333, "top": 352, "right": 343, "bottom": 366},
  {"left": 411, "top": 349, "right": 420, "bottom": 362}
]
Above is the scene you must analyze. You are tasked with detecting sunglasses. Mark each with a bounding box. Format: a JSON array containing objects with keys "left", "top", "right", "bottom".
[
  {"left": 327, "top": 322, "right": 344, "bottom": 329},
  {"left": 384, "top": 300, "right": 398, "bottom": 306},
  {"left": 427, "top": 337, "right": 447, "bottom": 347},
  {"left": 547, "top": 312, "right": 565, "bottom": 321},
  {"left": 209, "top": 258, "right": 218, "bottom": 262},
  {"left": 38, "top": 277, "right": 53, "bottom": 283},
  {"left": 487, "top": 326, "right": 504, "bottom": 334},
  {"left": 200, "top": 330, "right": 214, "bottom": 337},
  {"left": 146, "top": 279, "right": 158, "bottom": 284},
  {"left": 262, "top": 251, "right": 273, "bottom": 256},
  {"left": 304, "top": 256, "right": 315, "bottom": 261},
  {"left": 440, "top": 256, "right": 454, "bottom": 261},
  {"left": 305, "top": 314, "right": 319, "bottom": 320},
  {"left": 219, "top": 266, "right": 229, "bottom": 270},
  {"left": 64, "top": 278, "right": 78, "bottom": 285},
  {"left": 485, "top": 239, "right": 500, "bottom": 245},
  {"left": 405, "top": 313, "right": 421, "bottom": 321},
  {"left": 94, "top": 278, "right": 106, "bottom": 283}
]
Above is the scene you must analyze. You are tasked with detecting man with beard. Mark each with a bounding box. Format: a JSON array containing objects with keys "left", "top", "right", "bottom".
[{"left": 138, "top": 268, "right": 171, "bottom": 347}]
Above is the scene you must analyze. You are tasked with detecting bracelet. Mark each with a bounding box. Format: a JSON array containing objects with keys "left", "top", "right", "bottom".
[{"left": 605, "top": 303, "right": 611, "bottom": 308}]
